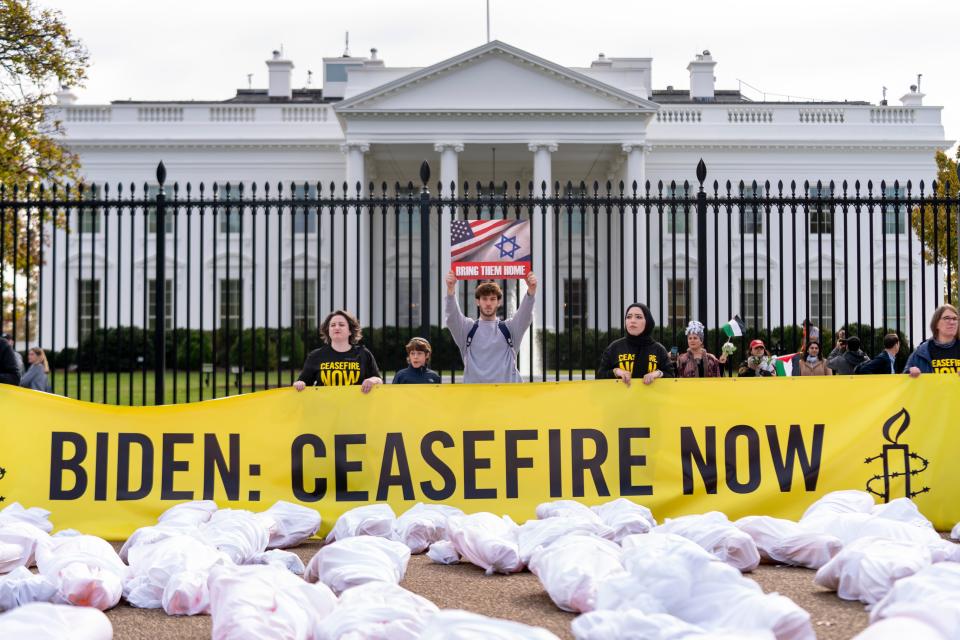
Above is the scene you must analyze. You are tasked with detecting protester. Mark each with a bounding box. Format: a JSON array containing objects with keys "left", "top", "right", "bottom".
[
  {"left": 292, "top": 310, "right": 383, "bottom": 393},
  {"left": 828, "top": 335, "right": 869, "bottom": 375},
  {"left": 0, "top": 337, "right": 20, "bottom": 386},
  {"left": 905, "top": 304, "right": 960, "bottom": 377},
  {"left": 597, "top": 303, "right": 674, "bottom": 386},
  {"left": 827, "top": 328, "right": 847, "bottom": 359},
  {"left": 737, "top": 339, "right": 778, "bottom": 377},
  {"left": 789, "top": 319, "right": 821, "bottom": 372},
  {"left": 794, "top": 341, "right": 831, "bottom": 376},
  {"left": 856, "top": 333, "right": 901, "bottom": 375},
  {"left": 677, "top": 320, "right": 724, "bottom": 378},
  {"left": 1, "top": 332, "right": 23, "bottom": 378},
  {"left": 444, "top": 270, "right": 537, "bottom": 383},
  {"left": 392, "top": 337, "right": 441, "bottom": 384},
  {"left": 20, "top": 347, "right": 50, "bottom": 392}
]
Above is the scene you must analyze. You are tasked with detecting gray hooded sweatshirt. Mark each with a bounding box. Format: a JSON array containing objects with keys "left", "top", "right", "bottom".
[{"left": 445, "top": 293, "right": 535, "bottom": 383}]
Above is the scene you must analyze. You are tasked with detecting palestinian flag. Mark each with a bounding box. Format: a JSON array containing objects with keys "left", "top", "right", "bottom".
[
  {"left": 722, "top": 315, "right": 745, "bottom": 338},
  {"left": 775, "top": 353, "right": 798, "bottom": 377}
]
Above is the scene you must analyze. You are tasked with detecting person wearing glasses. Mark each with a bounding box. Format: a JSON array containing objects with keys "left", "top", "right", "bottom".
[{"left": 905, "top": 304, "right": 960, "bottom": 376}]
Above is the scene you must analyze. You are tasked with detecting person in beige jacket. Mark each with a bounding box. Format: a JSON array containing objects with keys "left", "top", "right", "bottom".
[{"left": 794, "top": 341, "right": 832, "bottom": 376}]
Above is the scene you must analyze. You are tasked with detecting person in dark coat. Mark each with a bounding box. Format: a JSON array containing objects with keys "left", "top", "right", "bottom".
[
  {"left": 393, "top": 338, "right": 441, "bottom": 384},
  {"left": 597, "top": 303, "right": 674, "bottom": 386},
  {"left": 0, "top": 338, "right": 21, "bottom": 386},
  {"left": 905, "top": 304, "right": 960, "bottom": 376},
  {"left": 828, "top": 335, "right": 869, "bottom": 375},
  {"left": 856, "top": 333, "right": 900, "bottom": 375}
]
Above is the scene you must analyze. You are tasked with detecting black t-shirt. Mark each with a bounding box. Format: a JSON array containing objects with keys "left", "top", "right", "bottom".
[
  {"left": 297, "top": 345, "right": 381, "bottom": 387},
  {"left": 927, "top": 340, "right": 960, "bottom": 374},
  {"left": 597, "top": 336, "right": 675, "bottom": 379}
]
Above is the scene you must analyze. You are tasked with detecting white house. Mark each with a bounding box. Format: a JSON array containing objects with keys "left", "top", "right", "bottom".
[{"left": 40, "top": 40, "right": 950, "bottom": 359}]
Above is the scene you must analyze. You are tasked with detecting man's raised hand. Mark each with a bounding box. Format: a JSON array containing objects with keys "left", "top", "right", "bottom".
[
  {"left": 526, "top": 271, "right": 538, "bottom": 296},
  {"left": 446, "top": 269, "right": 457, "bottom": 295}
]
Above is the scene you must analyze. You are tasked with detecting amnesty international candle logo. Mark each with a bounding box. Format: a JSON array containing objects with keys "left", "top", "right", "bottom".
[
  {"left": 0, "top": 465, "right": 6, "bottom": 503},
  {"left": 864, "top": 407, "right": 930, "bottom": 502}
]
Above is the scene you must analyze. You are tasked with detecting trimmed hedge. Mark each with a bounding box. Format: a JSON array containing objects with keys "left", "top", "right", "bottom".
[{"left": 44, "top": 321, "right": 915, "bottom": 374}]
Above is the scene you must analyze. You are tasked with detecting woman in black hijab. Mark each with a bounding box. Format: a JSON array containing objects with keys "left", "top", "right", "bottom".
[{"left": 597, "top": 303, "right": 674, "bottom": 386}]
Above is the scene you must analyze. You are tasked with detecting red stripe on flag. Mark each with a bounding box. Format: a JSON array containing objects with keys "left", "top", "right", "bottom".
[{"left": 451, "top": 220, "right": 514, "bottom": 258}]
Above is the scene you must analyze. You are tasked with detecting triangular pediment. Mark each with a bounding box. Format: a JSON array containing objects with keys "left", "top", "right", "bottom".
[{"left": 335, "top": 41, "right": 658, "bottom": 115}]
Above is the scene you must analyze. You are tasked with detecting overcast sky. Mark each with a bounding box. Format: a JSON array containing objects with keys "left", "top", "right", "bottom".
[{"left": 48, "top": 0, "right": 958, "bottom": 155}]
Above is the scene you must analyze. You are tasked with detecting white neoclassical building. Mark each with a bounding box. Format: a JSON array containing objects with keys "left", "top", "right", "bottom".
[{"left": 41, "top": 40, "right": 950, "bottom": 356}]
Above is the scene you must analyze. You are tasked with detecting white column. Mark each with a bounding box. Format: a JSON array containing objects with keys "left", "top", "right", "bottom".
[
  {"left": 434, "top": 143, "right": 463, "bottom": 272},
  {"left": 341, "top": 143, "right": 369, "bottom": 319},
  {"left": 622, "top": 143, "right": 647, "bottom": 310},
  {"left": 527, "top": 143, "right": 557, "bottom": 377}
]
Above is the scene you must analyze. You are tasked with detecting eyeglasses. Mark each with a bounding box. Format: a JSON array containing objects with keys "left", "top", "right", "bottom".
[{"left": 942, "top": 316, "right": 959, "bottom": 322}]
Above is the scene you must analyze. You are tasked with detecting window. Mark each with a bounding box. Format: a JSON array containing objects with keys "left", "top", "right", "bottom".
[
  {"left": 292, "top": 278, "right": 317, "bottom": 331},
  {"left": 398, "top": 278, "right": 421, "bottom": 327},
  {"left": 477, "top": 185, "right": 506, "bottom": 219},
  {"left": 809, "top": 280, "right": 834, "bottom": 330},
  {"left": 807, "top": 185, "right": 833, "bottom": 234},
  {"left": 739, "top": 185, "right": 764, "bottom": 234},
  {"left": 77, "top": 279, "right": 100, "bottom": 342},
  {"left": 219, "top": 279, "right": 243, "bottom": 331},
  {"left": 666, "top": 185, "right": 691, "bottom": 234},
  {"left": 560, "top": 186, "right": 586, "bottom": 238},
  {"left": 215, "top": 185, "right": 243, "bottom": 234},
  {"left": 883, "top": 187, "right": 907, "bottom": 235},
  {"left": 147, "top": 279, "right": 173, "bottom": 331},
  {"left": 396, "top": 187, "right": 421, "bottom": 240},
  {"left": 884, "top": 280, "right": 906, "bottom": 329},
  {"left": 743, "top": 279, "right": 764, "bottom": 329},
  {"left": 292, "top": 184, "right": 318, "bottom": 234},
  {"left": 78, "top": 209, "right": 101, "bottom": 234},
  {"left": 667, "top": 279, "right": 692, "bottom": 327},
  {"left": 146, "top": 186, "right": 174, "bottom": 234},
  {"left": 563, "top": 278, "right": 587, "bottom": 326}
]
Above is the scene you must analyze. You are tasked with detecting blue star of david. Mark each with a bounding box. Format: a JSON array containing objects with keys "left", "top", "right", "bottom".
[{"left": 494, "top": 234, "right": 520, "bottom": 259}]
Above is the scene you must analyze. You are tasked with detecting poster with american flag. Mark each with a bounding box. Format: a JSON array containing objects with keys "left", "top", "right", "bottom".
[{"left": 450, "top": 218, "right": 532, "bottom": 280}]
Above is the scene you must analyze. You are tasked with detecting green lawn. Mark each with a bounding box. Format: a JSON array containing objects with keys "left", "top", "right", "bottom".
[{"left": 48, "top": 368, "right": 311, "bottom": 406}]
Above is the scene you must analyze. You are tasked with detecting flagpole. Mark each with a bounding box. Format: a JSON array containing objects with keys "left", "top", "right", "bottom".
[{"left": 486, "top": 0, "right": 490, "bottom": 43}]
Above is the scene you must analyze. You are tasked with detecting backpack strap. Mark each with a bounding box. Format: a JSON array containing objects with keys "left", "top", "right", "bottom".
[
  {"left": 466, "top": 319, "right": 514, "bottom": 349},
  {"left": 498, "top": 321, "right": 514, "bottom": 349}
]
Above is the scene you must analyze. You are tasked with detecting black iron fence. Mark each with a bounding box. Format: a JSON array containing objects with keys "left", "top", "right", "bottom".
[{"left": 1, "top": 159, "right": 958, "bottom": 404}]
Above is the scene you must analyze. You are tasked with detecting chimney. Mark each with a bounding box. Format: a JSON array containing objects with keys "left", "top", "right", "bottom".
[
  {"left": 687, "top": 50, "right": 716, "bottom": 101},
  {"left": 591, "top": 52, "right": 613, "bottom": 69},
  {"left": 900, "top": 84, "right": 924, "bottom": 107},
  {"left": 266, "top": 50, "right": 294, "bottom": 99},
  {"left": 365, "top": 47, "right": 384, "bottom": 68},
  {"left": 55, "top": 85, "right": 77, "bottom": 105}
]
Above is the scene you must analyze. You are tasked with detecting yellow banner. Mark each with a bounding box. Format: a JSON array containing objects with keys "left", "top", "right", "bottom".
[{"left": 2, "top": 376, "right": 958, "bottom": 539}]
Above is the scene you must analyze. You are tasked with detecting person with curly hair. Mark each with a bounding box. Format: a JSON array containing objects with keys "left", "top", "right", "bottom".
[{"left": 292, "top": 310, "right": 383, "bottom": 393}]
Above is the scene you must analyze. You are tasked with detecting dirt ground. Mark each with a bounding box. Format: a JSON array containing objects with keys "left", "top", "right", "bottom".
[{"left": 103, "top": 541, "right": 873, "bottom": 640}]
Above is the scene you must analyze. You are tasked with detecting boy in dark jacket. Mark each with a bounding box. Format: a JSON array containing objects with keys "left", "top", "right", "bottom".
[{"left": 393, "top": 338, "right": 441, "bottom": 384}]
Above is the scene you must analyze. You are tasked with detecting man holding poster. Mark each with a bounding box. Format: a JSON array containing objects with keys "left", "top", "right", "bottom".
[
  {"left": 445, "top": 268, "right": 537, "bottom": 383},
  {"left": 450, "top": 218, "right": 532, "bottom": 280}
]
